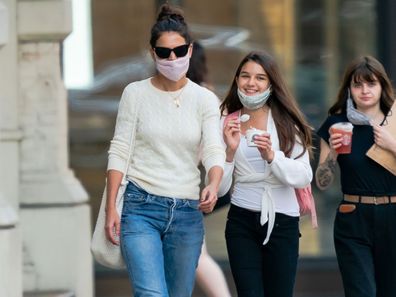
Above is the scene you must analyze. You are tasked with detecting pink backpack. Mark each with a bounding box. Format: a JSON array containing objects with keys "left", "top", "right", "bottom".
[
  {"left": 295, "top": 185, "right": 318, "bottom": 228},
  {"left": 224, "top": 110, "right": 318, "bottom": 228},
  {"left": 223, "top": 110, "right": 239, "bottom": 126}
]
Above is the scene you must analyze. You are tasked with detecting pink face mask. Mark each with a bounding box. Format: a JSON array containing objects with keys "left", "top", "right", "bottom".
[{"left": 155, "top": 55, "right": 190, "bottom": 82}]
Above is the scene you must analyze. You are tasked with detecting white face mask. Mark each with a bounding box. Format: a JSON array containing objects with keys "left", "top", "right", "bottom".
[
  {"left": 237, "top": 86, "right": 272, "bottom": 110},
  {"left": 155, "top": 55, "right": 190, "bottom": 82}
]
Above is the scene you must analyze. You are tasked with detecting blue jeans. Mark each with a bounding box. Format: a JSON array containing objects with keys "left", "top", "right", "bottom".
[{"left": 120, "top": 181, "right": 204, "bottom": 297}]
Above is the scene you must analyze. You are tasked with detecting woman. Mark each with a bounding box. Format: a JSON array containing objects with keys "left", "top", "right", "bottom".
[
  {"left": 104, "top": 4, "right": 225, "bottom": 296},
  {"left": 316, "top": 55, "right": 396, "bottom": 297},
  {"left": 218, "top": 51, "right": 313, "bottom": 297}
]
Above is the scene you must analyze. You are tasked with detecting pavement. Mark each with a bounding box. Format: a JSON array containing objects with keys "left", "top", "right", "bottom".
[{"left": 94, "top": 256, "right": 344, "bottom": 297}]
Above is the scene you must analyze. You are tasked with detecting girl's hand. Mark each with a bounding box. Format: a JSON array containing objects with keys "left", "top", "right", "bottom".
[
  {"left": 105, "top": 208, "right": 121, "bottom": 246},
  {"left": 254, "top": 133, "right": 274, "bottom": 162},
  {"left": 223, "top": 116, "right": 241, "bottom": 161}
]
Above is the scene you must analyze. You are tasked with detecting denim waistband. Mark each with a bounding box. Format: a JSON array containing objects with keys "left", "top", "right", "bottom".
[{"left": 125, "top": 180, "right": 200, "bottom": 209}]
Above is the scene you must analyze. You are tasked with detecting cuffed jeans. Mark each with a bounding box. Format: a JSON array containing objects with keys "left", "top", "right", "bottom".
[
  {"left": 225, "top": 204, "right": 299, "bottom": 297},
  {"left": 334, "top": 200, "right": 396, "bottom": 297},
  {"left": 120, "top": 181, "right": 204, "bottom": 297}
]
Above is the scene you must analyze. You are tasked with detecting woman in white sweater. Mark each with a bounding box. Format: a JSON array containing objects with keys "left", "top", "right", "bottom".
[
  {"left": 104, "top": 4, "right": 225, "bottom": 297},
  {"left": 219, "top": 51, "right": 312, "bottom": 297}
]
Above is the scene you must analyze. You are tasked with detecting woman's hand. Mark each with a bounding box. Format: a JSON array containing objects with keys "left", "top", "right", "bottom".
[
  {"left": 199, "top": 183, "right": 218, "bottom": 213},
  {"left": 105, "top": 170, "right": 123, "bottom": 245},
  {"left": 373, "top": 124, "right": 396, "bottom": 154},
  {"left": 105, "top": 207, "right": 121, "bottom": 246},
  {"left": 254, "top": 133, "right": 274, "bottom": 162},
  {"left": 223, "top": 116, "right": 241, "bottom": 161},
  {"left": 328, "top": 131, "right": 343, "bottom": 154}
]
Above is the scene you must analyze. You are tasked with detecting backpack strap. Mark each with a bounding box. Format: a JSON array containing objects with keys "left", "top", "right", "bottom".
[{"left": 223, "top": 110, "right": 240, "bottom": 128}]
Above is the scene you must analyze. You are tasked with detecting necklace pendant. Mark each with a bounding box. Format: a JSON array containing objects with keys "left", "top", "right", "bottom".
[{"left": 174, "top": 98, "right": 180, "bottom": 108}]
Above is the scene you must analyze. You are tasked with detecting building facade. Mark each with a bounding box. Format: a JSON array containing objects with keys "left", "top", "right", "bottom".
[{"left": 0, "top": 1, "right": 93, "bottom": 296}]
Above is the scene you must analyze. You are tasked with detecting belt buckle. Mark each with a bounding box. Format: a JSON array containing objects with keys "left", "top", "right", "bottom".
[{"left": 373, "top": 197, "right": 377, "bottom": 205}]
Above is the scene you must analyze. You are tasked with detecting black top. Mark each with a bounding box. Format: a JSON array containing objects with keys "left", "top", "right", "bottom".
[{"left": 317, "top": 114, "right": 396, "bottom": 196}]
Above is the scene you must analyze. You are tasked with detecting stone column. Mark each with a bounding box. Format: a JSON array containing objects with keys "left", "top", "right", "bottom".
[
  {"left": 0, "top": 1, "right": 22, "bottom": 296},
  {"left": 17, "top": 1, "right": 93, "bottom": 296}
]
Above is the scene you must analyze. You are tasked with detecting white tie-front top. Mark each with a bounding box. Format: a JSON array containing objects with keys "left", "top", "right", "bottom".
[{"left": 218, "top": 109, "right": 312, "bottom": 244}]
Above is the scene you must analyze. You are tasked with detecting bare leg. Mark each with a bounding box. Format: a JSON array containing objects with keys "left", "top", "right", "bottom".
[{"left": 195, "top": 239, "right": 232, "bottom": 297}]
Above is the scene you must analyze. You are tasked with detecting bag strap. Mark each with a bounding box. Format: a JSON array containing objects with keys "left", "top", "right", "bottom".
[
  {"left": 223, "top": 110, "right": 240, "bottom": 128},
  {"left": 305, "top": 186, "right": 318, "bottom": 228},
  {"left": 310, "top": 191, "right": 318, "bottom": 228},
  {"left": 120, "top": 97, "right": 140, "bottom": 185}
]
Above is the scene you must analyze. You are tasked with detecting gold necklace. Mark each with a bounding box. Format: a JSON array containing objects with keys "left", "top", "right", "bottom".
[
  {"left": 164, "top": 81, "right": 187, "bottom": 108},
  {"left": 154, "top": 77, "right": 187, "bottom": 108},
  {"left": 168, "top": 85, "right": 186, "bottom": 108}
]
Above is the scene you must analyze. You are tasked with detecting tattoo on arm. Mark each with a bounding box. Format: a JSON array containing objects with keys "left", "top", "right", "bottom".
[{"left": 315, "top": 152, "right": 337, "bottom": 190}]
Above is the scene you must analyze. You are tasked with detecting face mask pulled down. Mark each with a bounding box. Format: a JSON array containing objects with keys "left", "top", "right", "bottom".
[
  {"left": 346, "top": 90, "right": 372, "bottom": 126},
  {"left": 237, "top": 86, "right": 272, "bottom": 110},
  {"left": 155, "top": 55, "right": 190, "bottom": 82}
]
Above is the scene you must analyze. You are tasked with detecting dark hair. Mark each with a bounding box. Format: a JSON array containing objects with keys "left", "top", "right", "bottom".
[
  {"left": 150, "top": 3, "right": 192, "bottom": 48},
  {"left": 220, "top": 51, "right": 312, "bottom": 158},
  {"left": 186, "top": 42, "right": 208, "bottom": 85},
  {"left": 329, "top": 55, "right": 395, "bottom": 115}
]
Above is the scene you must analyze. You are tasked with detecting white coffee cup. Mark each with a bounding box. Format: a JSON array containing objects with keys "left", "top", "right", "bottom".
[{"left": 245, "top": 128, "right": 268, "bottom": 147}]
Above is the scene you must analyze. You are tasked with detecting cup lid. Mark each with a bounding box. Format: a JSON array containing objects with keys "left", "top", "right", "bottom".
[{"left": 331, "top": 122, "right": 353, "bottom": 131}]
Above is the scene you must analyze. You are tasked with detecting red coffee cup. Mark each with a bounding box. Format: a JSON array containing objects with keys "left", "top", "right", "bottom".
[{"left": 330, "top": 122, "right": 354, "bottom": 154}]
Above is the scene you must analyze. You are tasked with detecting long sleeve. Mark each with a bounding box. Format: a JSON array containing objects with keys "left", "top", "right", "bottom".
[
  {"left": 218, "top": 161, "right": 234, "bottom": 197},
  {"left": 107, "top": 83, "right": 138, "bottom": 174},
  {"left": 200, "top": 92, "right": 226, "bottom": 172},
  {"left": 209, "top": 116, "right": 232, "bottom": 196},
  {"left": 268, "top": 139, "right": 312, "bottom": 188}
]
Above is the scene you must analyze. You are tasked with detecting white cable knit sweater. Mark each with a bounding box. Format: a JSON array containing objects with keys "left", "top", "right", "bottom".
[{"left": 107, "top": 78, "right": 225, "bottom": 200}]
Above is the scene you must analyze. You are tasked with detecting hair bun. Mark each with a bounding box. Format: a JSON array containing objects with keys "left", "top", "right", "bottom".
[{"left": 156, "top": 3, "right": 185, "bottom": 23}]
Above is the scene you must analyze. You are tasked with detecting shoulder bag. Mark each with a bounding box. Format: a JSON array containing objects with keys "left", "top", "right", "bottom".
[{"left": 91, "top": 96, "right": 139, "bottom": 269}]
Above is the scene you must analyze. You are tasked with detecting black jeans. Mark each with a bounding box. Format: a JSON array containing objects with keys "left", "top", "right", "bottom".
[
  {"left": 225, "top": 204, "right": 299, "bottom": 297},
  {"left": 334, "top": 201, "right": 396, "bottom": 297}
]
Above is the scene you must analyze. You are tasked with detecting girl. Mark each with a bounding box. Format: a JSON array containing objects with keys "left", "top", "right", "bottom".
[{"left": 219, "top": 51, "right": 313, "bottom": 297}]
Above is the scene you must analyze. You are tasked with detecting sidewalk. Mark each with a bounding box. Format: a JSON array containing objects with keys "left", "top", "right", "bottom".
[{"left": 94, "top": 256, "right": 343, "bottom": 297}]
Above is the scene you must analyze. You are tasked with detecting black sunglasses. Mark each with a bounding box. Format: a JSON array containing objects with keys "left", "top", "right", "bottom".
[{"left": 154, "top": 44, "right": 190, "bottom": 59}]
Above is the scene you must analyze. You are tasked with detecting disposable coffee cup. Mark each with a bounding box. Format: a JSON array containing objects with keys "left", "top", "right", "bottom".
[
  {"left": 245, "top": 128, "right": 268, "bottom": 147},
  {"left": 330, "top": 122, "right": 354, "bottom": 154}
]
